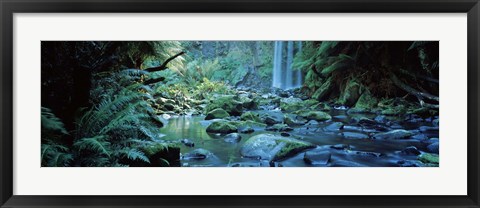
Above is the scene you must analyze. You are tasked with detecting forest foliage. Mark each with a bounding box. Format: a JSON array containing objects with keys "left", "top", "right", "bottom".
[{"left": 41, "top": 40, "right": 439, "bottom": 167}]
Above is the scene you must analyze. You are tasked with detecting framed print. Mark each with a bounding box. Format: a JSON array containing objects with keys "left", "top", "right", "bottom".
[{"left": 1, "top": 0, "right": 479, "bottom": 207}]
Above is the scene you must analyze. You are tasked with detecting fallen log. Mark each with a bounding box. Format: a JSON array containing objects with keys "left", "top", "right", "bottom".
[{"left": 390, "top": 73, "right": 439, "bottom": 102}]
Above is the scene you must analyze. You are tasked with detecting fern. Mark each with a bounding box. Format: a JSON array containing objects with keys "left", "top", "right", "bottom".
[{"left": 73, "top": 135, "right": 111, "bottom": 157}]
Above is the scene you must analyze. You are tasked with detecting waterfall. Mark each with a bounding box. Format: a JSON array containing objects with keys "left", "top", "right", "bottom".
[
  {"left": 285, "top": 41, "right": 294, "bottom": 89},
  {"left": 272, "top": 41, "right": 303, "bottom": 90},
  {"left": 272, "top": 41, "right": 283, "bottom": 88},
  {"left": 295, "top": 41, "right": 303, "bottom": 88}
]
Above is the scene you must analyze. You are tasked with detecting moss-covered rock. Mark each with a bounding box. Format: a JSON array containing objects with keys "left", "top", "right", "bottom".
[
  {"left": 205, "top": 95, "right": 243, "bottom": 116},
  {"left": 372, "top": 129, "right": 415, "bottom": 140},
  {"left": 312, "top": 77, "right": 333, "bottom": 101},
  {"left": 280, "top": 97, "right": 304, "bottom": 112},
  {"left": 265, "top": 123, "right": 293, "bottom": 132},
  {"left": 299, "top": 110, "right": 332, "bottom": 121},
  {"left": 349, "top": 90, "right": 377, "bottom": 113},
  {"left": 284, "top": 114, "right": 307, "bottom": 126},
  {"left": 418, "top": 153, "right": 439, "bottom": 165},
  {"left": 240, "top": 111, "right": 262, "bottom": 123},
  {"left": 240, "top": 134, "right": 315, "bottom": 161},
  {"left": 381, "top": 105, "right": 406, "bottom": 115},
  {"left": 206, "top": 120, "right": 238, "bottom": 134},
  {"left": 338, "top": 79, "right": 361, "bottom": 106},
  {"left": 205, "top": 108, "right": 230, "bottom": 120}
]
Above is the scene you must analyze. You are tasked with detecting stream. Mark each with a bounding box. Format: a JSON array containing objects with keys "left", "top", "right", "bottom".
[{"left": 159, "top": 108, "right": 439, "bottom": 167}]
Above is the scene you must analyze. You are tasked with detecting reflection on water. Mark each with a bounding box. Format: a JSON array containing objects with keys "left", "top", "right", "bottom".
[{"left": 159, "top": 112, "right": 438, "bottom": 167}]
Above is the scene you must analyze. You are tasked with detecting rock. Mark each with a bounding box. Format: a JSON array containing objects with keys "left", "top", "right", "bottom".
[
  {"left": 239, "top": 126, "right": 254, "bottom": 134},
  {"left": 374, "top": 115, "right": 389, "bottom": 123},
  {"left": 224, "top": 133, "right": 242, "bottom": 143},
  {"left": 230, "top": 161, "right": 273, "bottom": 167},
  {"left": 349, "top": 90, "right": 377, "bottom": 113},
  {"left": 240, "top": 134, "right": 315, "bottom": 161},
  {"left": 299, "top": 110, "right": 332, "bottom": 121},
  {"left": 260, "top": 112, "right": 284, "bottom": 125},
  {"left": 280, "top": 132, "right": 291, "bottom": 137},
  {"left": 312, "top": 76, "right": 333, "bottom": 101},
  {"left": 164, "top": 103, "right": 175, "bottom": 111},
  {"left": 342, "top": 132, "right": 369, "bottom": 139},
  {"left": 306, "top": 120, "right": 319, "bottom": 126},
  {"left": 330, "top": 144, "right": 351, "bottom": 150},
  {"left": 183, "top": 148, "right": 213, "bottom": 160},
  {"left": 432, "top": 118, "right": 439, "bottom": 127},
  {"left": 325, "top": 122, "right": 344, "bottom": 131},
  {"left": 419, "top": 126, "right": 440, "bottom": 132},
  {"left": 338, "top": 79, "right": 361, "bottom": 106},
  {"left": 303, "top": 151, "right": 331, "bottom": 166},
  {"left": 280, "top": 97, "right": 303, "bottom": 112},
  {"left": 205, "top": 95, "right": 243, "bottom": 116},
  {"left": 411, "top": 134, "right": 428, "bottom": 140},
  {"left": 206, "top": 121, "right": 238, "bottom": 134},
  {"left": 381, "top": 105, "right": 406, "bottom": 116},
  {"left": 397, "top": 160, "right": 421, "bottom": 167},
  {"left": 354, "top": 151, "right": 382, "bottom": 157},
  {"left": 265, "top": 124, "right": 293, "bottom": 132},
  {"left": 400, "top": 146, "right": 421, "bottom": 156},
  {"left": 284, "top": 114, "right": 307, "bottom": 126},
  {"left": 180, "top": 139, "right": 195, "bottom": 147},
  {"left": 330, "top": 159, "right": 365, "bottom": 167},
  {"left": 373, "top": 129, "right": 415, "bottom": 140},
  {"left": 418, "top": 153, "right": 439, "bottom": 165},
  {"left": 426, "top": 142, "right": 439, "bottom": 154},
  {"left": 240, "top": 111, "right": 262, "bottom": 122},
  {"left": 205, "top": 108, "right": 230, "bottom": 120}
]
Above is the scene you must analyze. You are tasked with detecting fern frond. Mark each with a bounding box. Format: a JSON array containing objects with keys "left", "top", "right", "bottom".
[{"left": 73, "top": 135, "right": 111, "bottom": 157}]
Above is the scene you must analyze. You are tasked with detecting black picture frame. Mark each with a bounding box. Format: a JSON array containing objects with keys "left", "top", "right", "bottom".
[{"left": 1, "top": 0, "right": 479, "bottom": 207}]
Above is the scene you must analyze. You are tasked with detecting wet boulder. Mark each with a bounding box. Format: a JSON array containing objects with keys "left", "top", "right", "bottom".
[
  {"left": 325, "top": 122, "right": 344, "bottom": 132},
  {"left": 330, "top": 144, "right": 351, "bottom": 150},
  {"left": 280, "top": 97, "right": 304, "bottom": 112},
  {"left": 299, "top": 110, "right": 332, "bottom": 122},
  {"left": 303, "top": 150, "right": 331, "bottom": 166},
  {"left": 240, "top": 134, "right": 315, "bottom": 161},
  {"left": 180, "top": 139, "right": 195, "bottom": 147},
  {"left": 373, "top": 129, "right": 415, "bottom": 140},
  {"left": 418, "top": 153, "right": 439, "bottom": 165},
  {"left": 239, "top": 126, "right": 255, "bottom": 134},
  {"left": 342, "top": 132, "right": 369, "bottom": 140},
  {"left": 206, "top": 120, "right": 238, "bottom": 134},
  {"left": 400, "top": 146, "right": 421, "bottom": 156},
  {"left": 426, "top": 142, "right": 439, "bottom": 154},
  {"left": 240, "top": 111, "right": 262, "bottom": 123},
  {"left": 182, "top": 148, "right": 214, "bottom": 160},
  {"left": 205, "top": 95, "right": 243, "bottom": 116},
  {"left": 284, "top": 114, "right": 307, "bottom": 126},
  {"left": 265, "top": 124, "right": 293, "bottom": 132},
  {"left": 224, "top": 133, "right": 242, "bottom": 143},
  {"left": 205, "top": 108, "right": 230, "bottom": 120}
]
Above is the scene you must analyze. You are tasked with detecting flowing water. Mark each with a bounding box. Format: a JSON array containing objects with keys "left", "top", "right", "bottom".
[{"left": 159, "top": 109, "right": 439, "bottom": 167}]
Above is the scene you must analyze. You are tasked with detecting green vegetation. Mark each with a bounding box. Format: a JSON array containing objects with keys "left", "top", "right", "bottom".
[{"left": 41, "top": 41, "right": 439, "bottom": 167}]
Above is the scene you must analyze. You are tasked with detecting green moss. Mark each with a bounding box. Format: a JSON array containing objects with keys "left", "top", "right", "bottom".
[
  {"left": 205, "top": 108, "right": 230, "bottom": 120},
  {"left": 338, "top": 79, "right": 361, "bottom": 106},
  {"left": 381, "top": 105, "right": 406, "bottom": 115},
  {"left": 312, "top": 77, "right": 333, "bottom": 101},
  {"left": 353, "top": 90, "right": 378, "bottom": 111},
  {"left": 298, "top": 110, "right": 332, "bottom": 121},
  {"left": 240, "top": 111, "right": 262, "bottom": 123},
  {"left": 418, "top": 153, "right": 439, "bottom": 165},
  {"left": 274, "top": 140, "right": 313, "bottom": 161},
  {"left": 206, "top": 121, "right": 238, "bottom": 134}
]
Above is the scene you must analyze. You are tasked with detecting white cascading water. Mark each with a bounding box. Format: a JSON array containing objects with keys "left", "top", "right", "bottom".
[
  {"left": 272, "top": 41, "right": 303, "bottom": 90},
  {"left": 272, "top": 41, "right": 283, "bottom": 89}
]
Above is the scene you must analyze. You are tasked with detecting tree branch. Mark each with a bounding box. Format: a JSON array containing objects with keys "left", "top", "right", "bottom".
[{"left": 144, "top": 51, "right": 185, "bottom": 72}]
